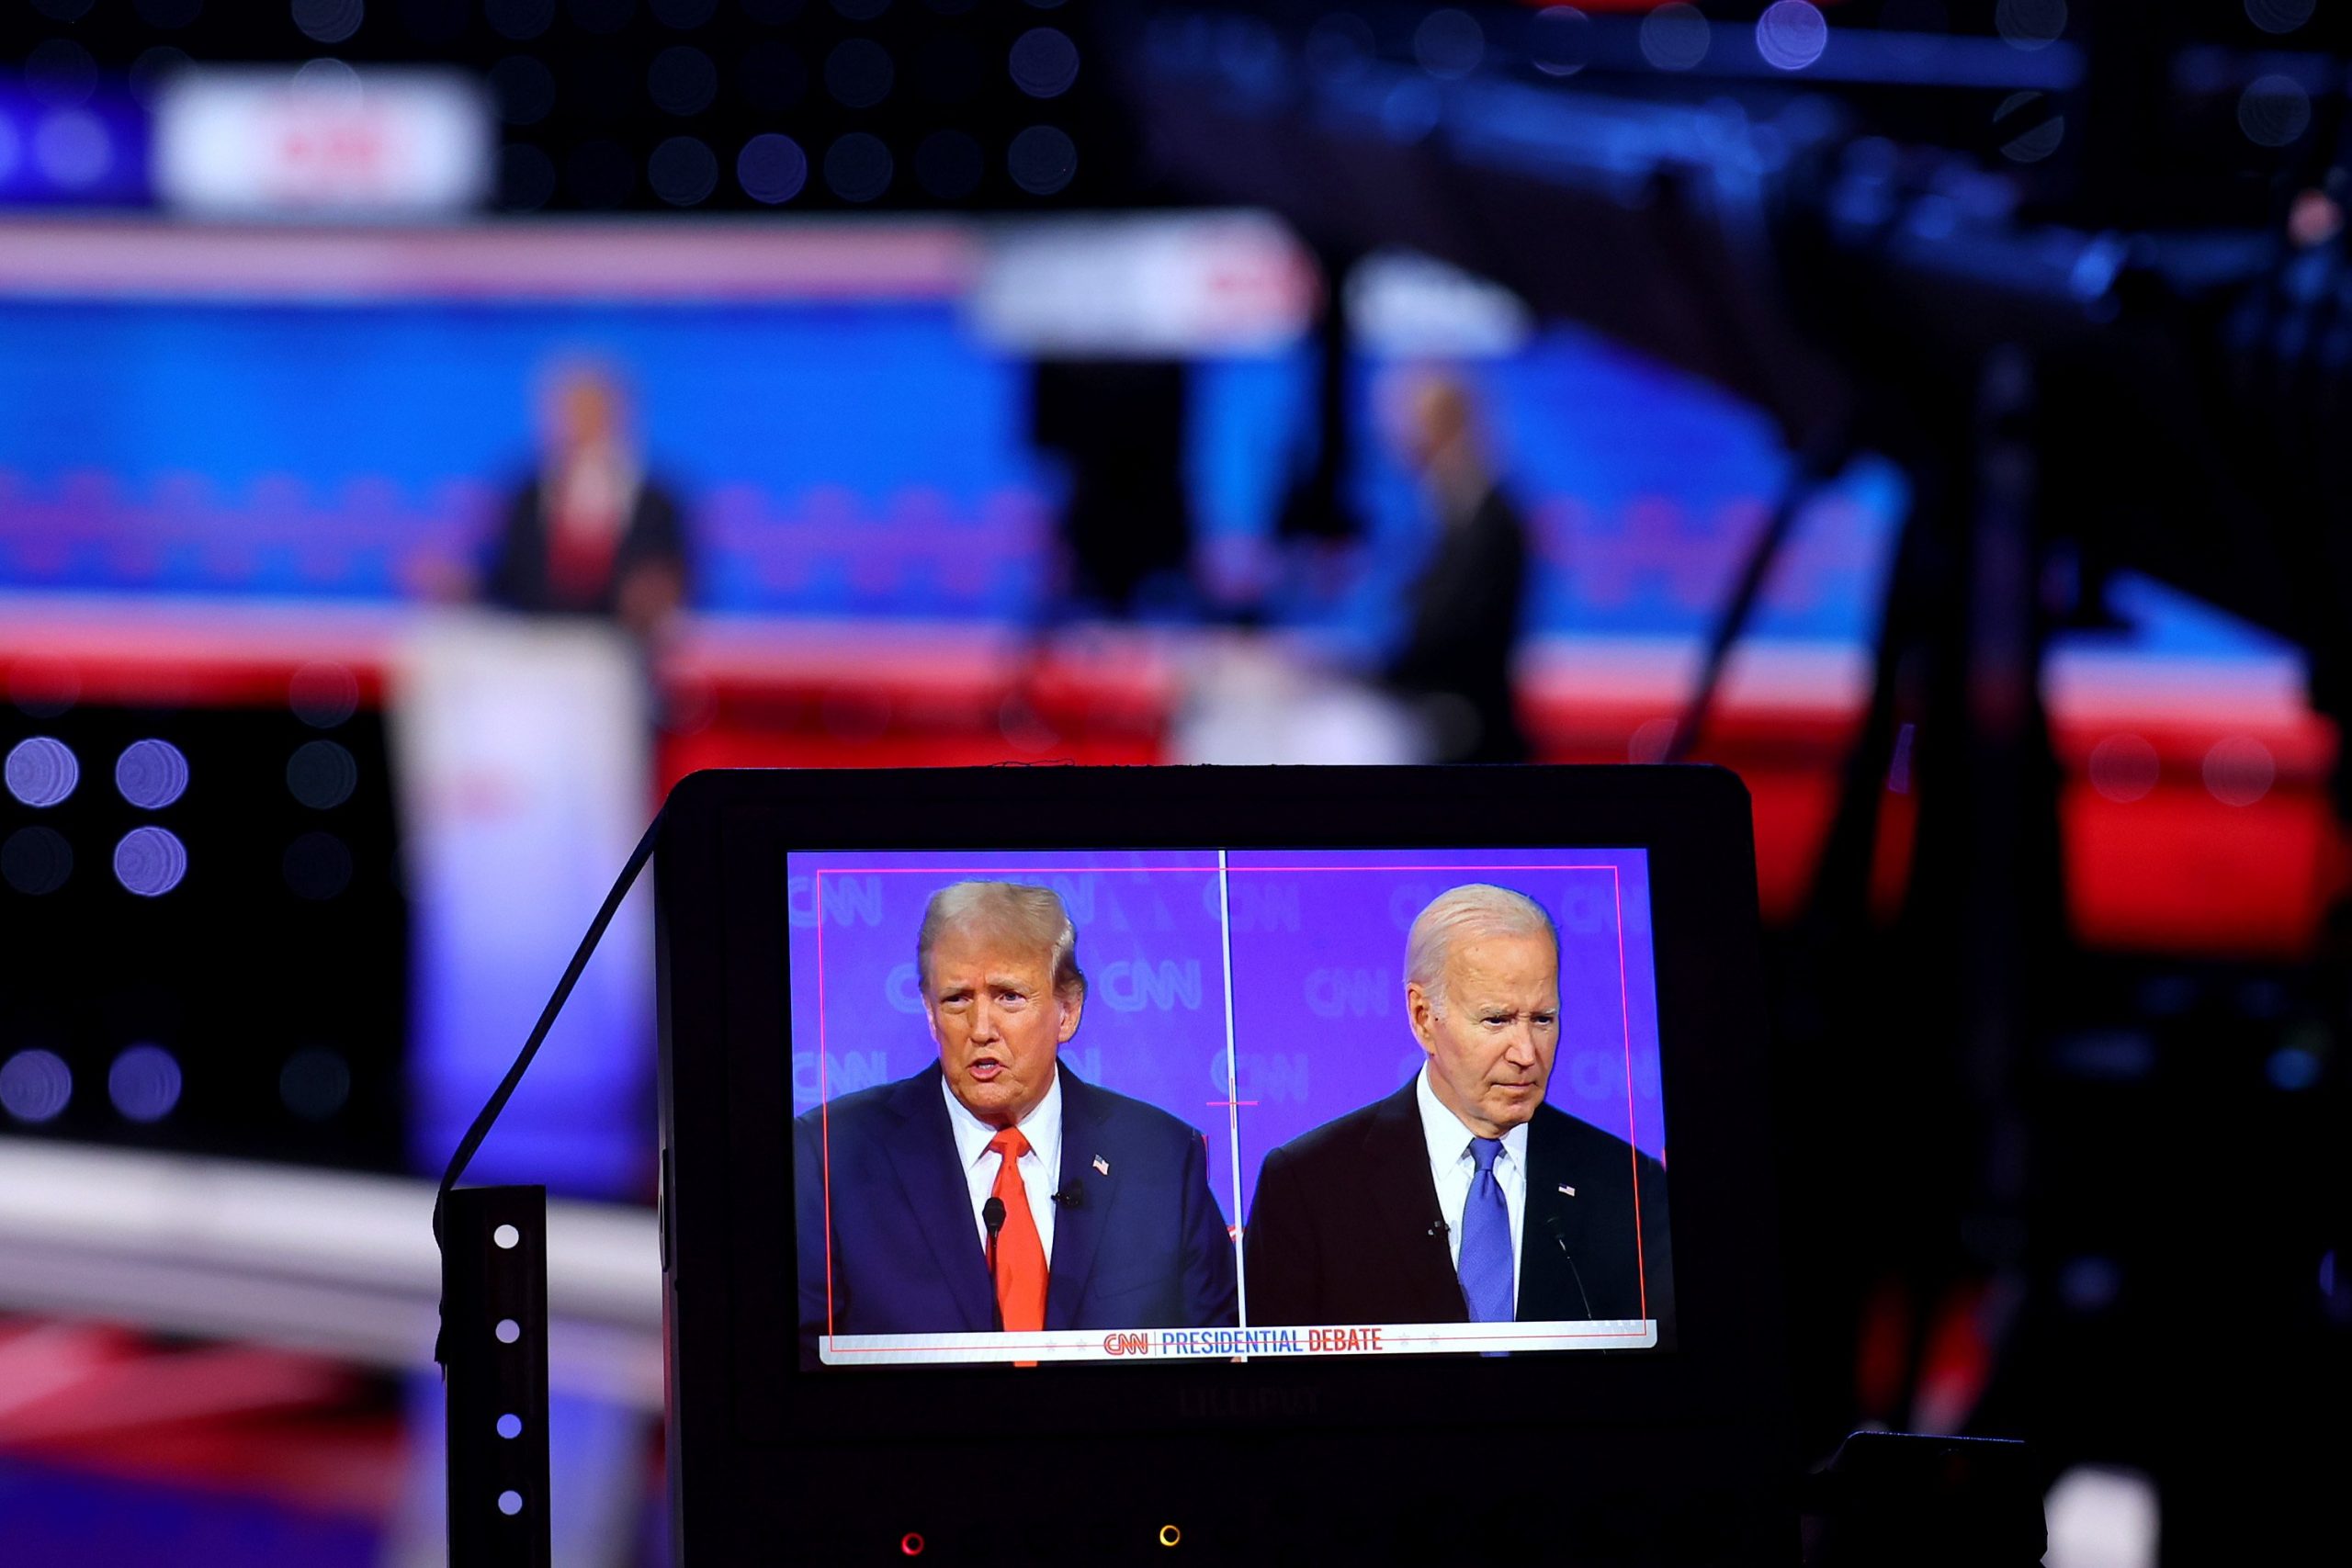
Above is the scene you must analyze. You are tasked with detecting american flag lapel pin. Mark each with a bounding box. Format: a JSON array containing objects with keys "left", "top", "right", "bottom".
[
  {"left": 1093, "top": 1156, "right": 1111, "bottom": 1176},
  {"left": 1558, "top": 1183, "right": 1577, "bottom": 1198}
]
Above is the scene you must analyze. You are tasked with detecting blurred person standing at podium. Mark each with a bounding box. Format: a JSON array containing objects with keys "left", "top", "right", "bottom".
[
  {"left": 481, "top": 359, "right": 690, "bottom": 639},
  {"left": 1384, "top": 373, "right": 1532, "bottom": 763}
]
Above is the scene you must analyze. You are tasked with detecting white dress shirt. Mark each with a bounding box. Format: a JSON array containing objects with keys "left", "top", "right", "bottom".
[
  {"left": 941, "top": 1069, "right": 1062, "bottom": 1264},
  {"left": 1415, "top": 1065, "right": 1528, "bottom": 1311}
]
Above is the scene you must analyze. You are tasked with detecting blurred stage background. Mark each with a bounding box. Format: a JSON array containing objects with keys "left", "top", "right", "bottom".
[{"left": 0, "top": 2, "right": 2346, "bottom": 1564}]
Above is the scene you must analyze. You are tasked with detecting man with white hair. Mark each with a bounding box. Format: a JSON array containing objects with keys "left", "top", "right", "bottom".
[
  {"left": 1245, "top": 884, "right": 1673, "bottom": 1332},
  {"left": 797, "top": 881, "right": 1238, "bottom": 1364}
]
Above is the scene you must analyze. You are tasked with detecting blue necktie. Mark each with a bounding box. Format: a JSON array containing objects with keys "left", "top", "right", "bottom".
[{"left": 1456, "top": 1136, "right": 1514, "bottom": 1324}]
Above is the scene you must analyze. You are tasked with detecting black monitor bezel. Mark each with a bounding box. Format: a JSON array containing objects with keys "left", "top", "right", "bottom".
[{"left": 658, "top": 764, "right": 1789, "bottom": 1561}]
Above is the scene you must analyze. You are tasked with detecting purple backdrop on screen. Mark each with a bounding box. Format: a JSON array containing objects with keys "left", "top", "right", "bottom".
[{"left": 786, "top": 846, "right": 1665, "bottom": 1232}]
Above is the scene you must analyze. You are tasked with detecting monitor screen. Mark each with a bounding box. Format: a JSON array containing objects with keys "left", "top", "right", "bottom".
[{"left": 788, "top": 846, "right": 1673, "bottom": 1368}]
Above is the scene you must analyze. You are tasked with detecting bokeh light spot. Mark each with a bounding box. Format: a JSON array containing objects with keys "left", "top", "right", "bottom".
[
  {"left": 1995, "top": 0, "right": 2065, "bottom": 51},
  {"left": 117, "top": 739, "right": 190, "bottom": 810},
  {"left": 0, "top": 1049, "right": 72, "bottom": 1123},
  {"left": 281, "top": 1047, "right": 352, "bottom": 1120},
  {"left": 498, "top": 1490, "right": 525, "bottom": 1516},
  {"left": 823, "top": 133, "right": 894, "bottom": 202},
  {"left": 27, "top": 39, "right": 100, "bottom": 109},
  {"left": 1413, "top": 8, "right": 1484, "bottom": 79},
  {"left": 2239, "top": 75, "right": 2312, "bottom": 148},
  {"left": 9, "top": 655, "right": 81, "bottom": 717},
  {"left": 115, "top": 827, "right": 188, "bottom": 897},
  {"left": 2203, "top": 735, "right": 2276, "bottom": 807},
  {"left": 497, "top": 1413, "right": 524, "bottom": 1439},
  {"left": 1, "top": 827, "right": 73, "bottom": 896},
  {"left": 1757, "top": 1, "right": 1828, "bottom": 73},
  {"left": 1995, "top": 91, "right": 2064, "bottom": 162},
  {"left": 2086, "top": 733, "right": 2159, "bottom": 804},
  {"left": 2246, "top": 0, "right": 2315, "bottom": 33},
  {"left": 826, "top": 39, "right": 896, "bottom": 108},
  {"left": 1007, "top": 125, "right": 1076, "bottom": 196},
  {"left": 738, "top": 132, "right": 808, "bottom": 203},
  {"left": 6, "top": 738, "right": 78, "bottom": 807},
  {"left": 1639, "top": 4, "right": 1712, "bottom": 72},
  {"left": 1009, "top": 28, "right": 1080, "bottom": 98},
  {"left": 34, "top": 111, "right": 112, "bottom": 190},
  {"left": 108, "top": 1044, "right": 184, "bottom": 1122},
  {"left": 1528, "top": 7, "right": 1593, "bottom": 79},
  {"left": 650, "top": 136, "right": 719, "bottom": 206},
  {"left": 288, "top": 739, "right": 358, "bottom": 809},
  {"left": 291, "top": 0, "right": 367, "bottom": 46},
  {"left": 2266, "top": 1046, "right": 2322, "bottom": 1091},
  {"left": 288, "top": 661, "right": 360, "bottom": 728}
]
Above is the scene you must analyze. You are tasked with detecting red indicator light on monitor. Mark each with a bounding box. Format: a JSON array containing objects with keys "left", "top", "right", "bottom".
[{"left": 900, "top": 1532, "right": 925, "bottom": 1557}]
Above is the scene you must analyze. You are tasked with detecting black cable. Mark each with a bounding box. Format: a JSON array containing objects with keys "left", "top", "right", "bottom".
[{"left": 432, "top": 804, "right": 667, "bottom": 1249}]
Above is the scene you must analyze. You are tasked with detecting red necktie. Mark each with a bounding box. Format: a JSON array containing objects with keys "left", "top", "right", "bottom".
[{"left": 988, "top": 1128, "right": 1049, "bottom": 1335}]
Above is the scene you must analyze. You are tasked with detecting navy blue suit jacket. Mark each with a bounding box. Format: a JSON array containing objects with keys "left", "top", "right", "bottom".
[{"left": 796, "top": 1063, "right": 1238, "bottom": 1365}]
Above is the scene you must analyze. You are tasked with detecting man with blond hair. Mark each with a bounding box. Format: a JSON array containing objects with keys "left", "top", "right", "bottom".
[
  {"left": 1245, "top": 884, "right": 1672, "bottom": 1332},
  {"left": 797, "top": 881, "right": 1237, "bottom": 1363}
]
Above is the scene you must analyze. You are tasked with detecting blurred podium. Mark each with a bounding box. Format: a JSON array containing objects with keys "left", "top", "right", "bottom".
[{"left": 390, "top": 613, "right": 656, "bottom": 1202}]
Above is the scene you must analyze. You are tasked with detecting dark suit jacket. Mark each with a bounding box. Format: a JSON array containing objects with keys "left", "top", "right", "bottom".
[
  {"left": 1386, "top": 483, "right": 1532, "bottom": 763},
  {"left": 796, "top": 1063, "right": 1238, "bottom": 1365},
  {"left": 481, "top": 473, "right": 687, "bottom": 618},
  {"left": 1245, "top": 1080, "right": 1673, "bottom": 1337}
]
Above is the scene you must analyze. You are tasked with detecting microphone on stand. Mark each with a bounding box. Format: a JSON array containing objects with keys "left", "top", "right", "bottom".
[
  {"left": 982, "top": 1197, "right": 1006, "bottom": 1333},
  {"left": 1545, "top": 1213, "right": 1595, "bottom": 1320}
]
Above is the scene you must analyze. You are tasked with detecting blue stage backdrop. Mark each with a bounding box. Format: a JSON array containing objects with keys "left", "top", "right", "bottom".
[{"left": 786, "top": 846, "right": 1665, "bottom": 1235}]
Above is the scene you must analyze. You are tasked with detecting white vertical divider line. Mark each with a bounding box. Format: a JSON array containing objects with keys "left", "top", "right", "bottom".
[{"left": 1216, "top": 847, "right": 1248, "bottom": 1346}]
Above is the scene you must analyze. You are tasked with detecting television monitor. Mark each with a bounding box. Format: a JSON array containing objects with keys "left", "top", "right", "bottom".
[{"left": 657, "top": 764, "right": 1789, "bottom": 1564}]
